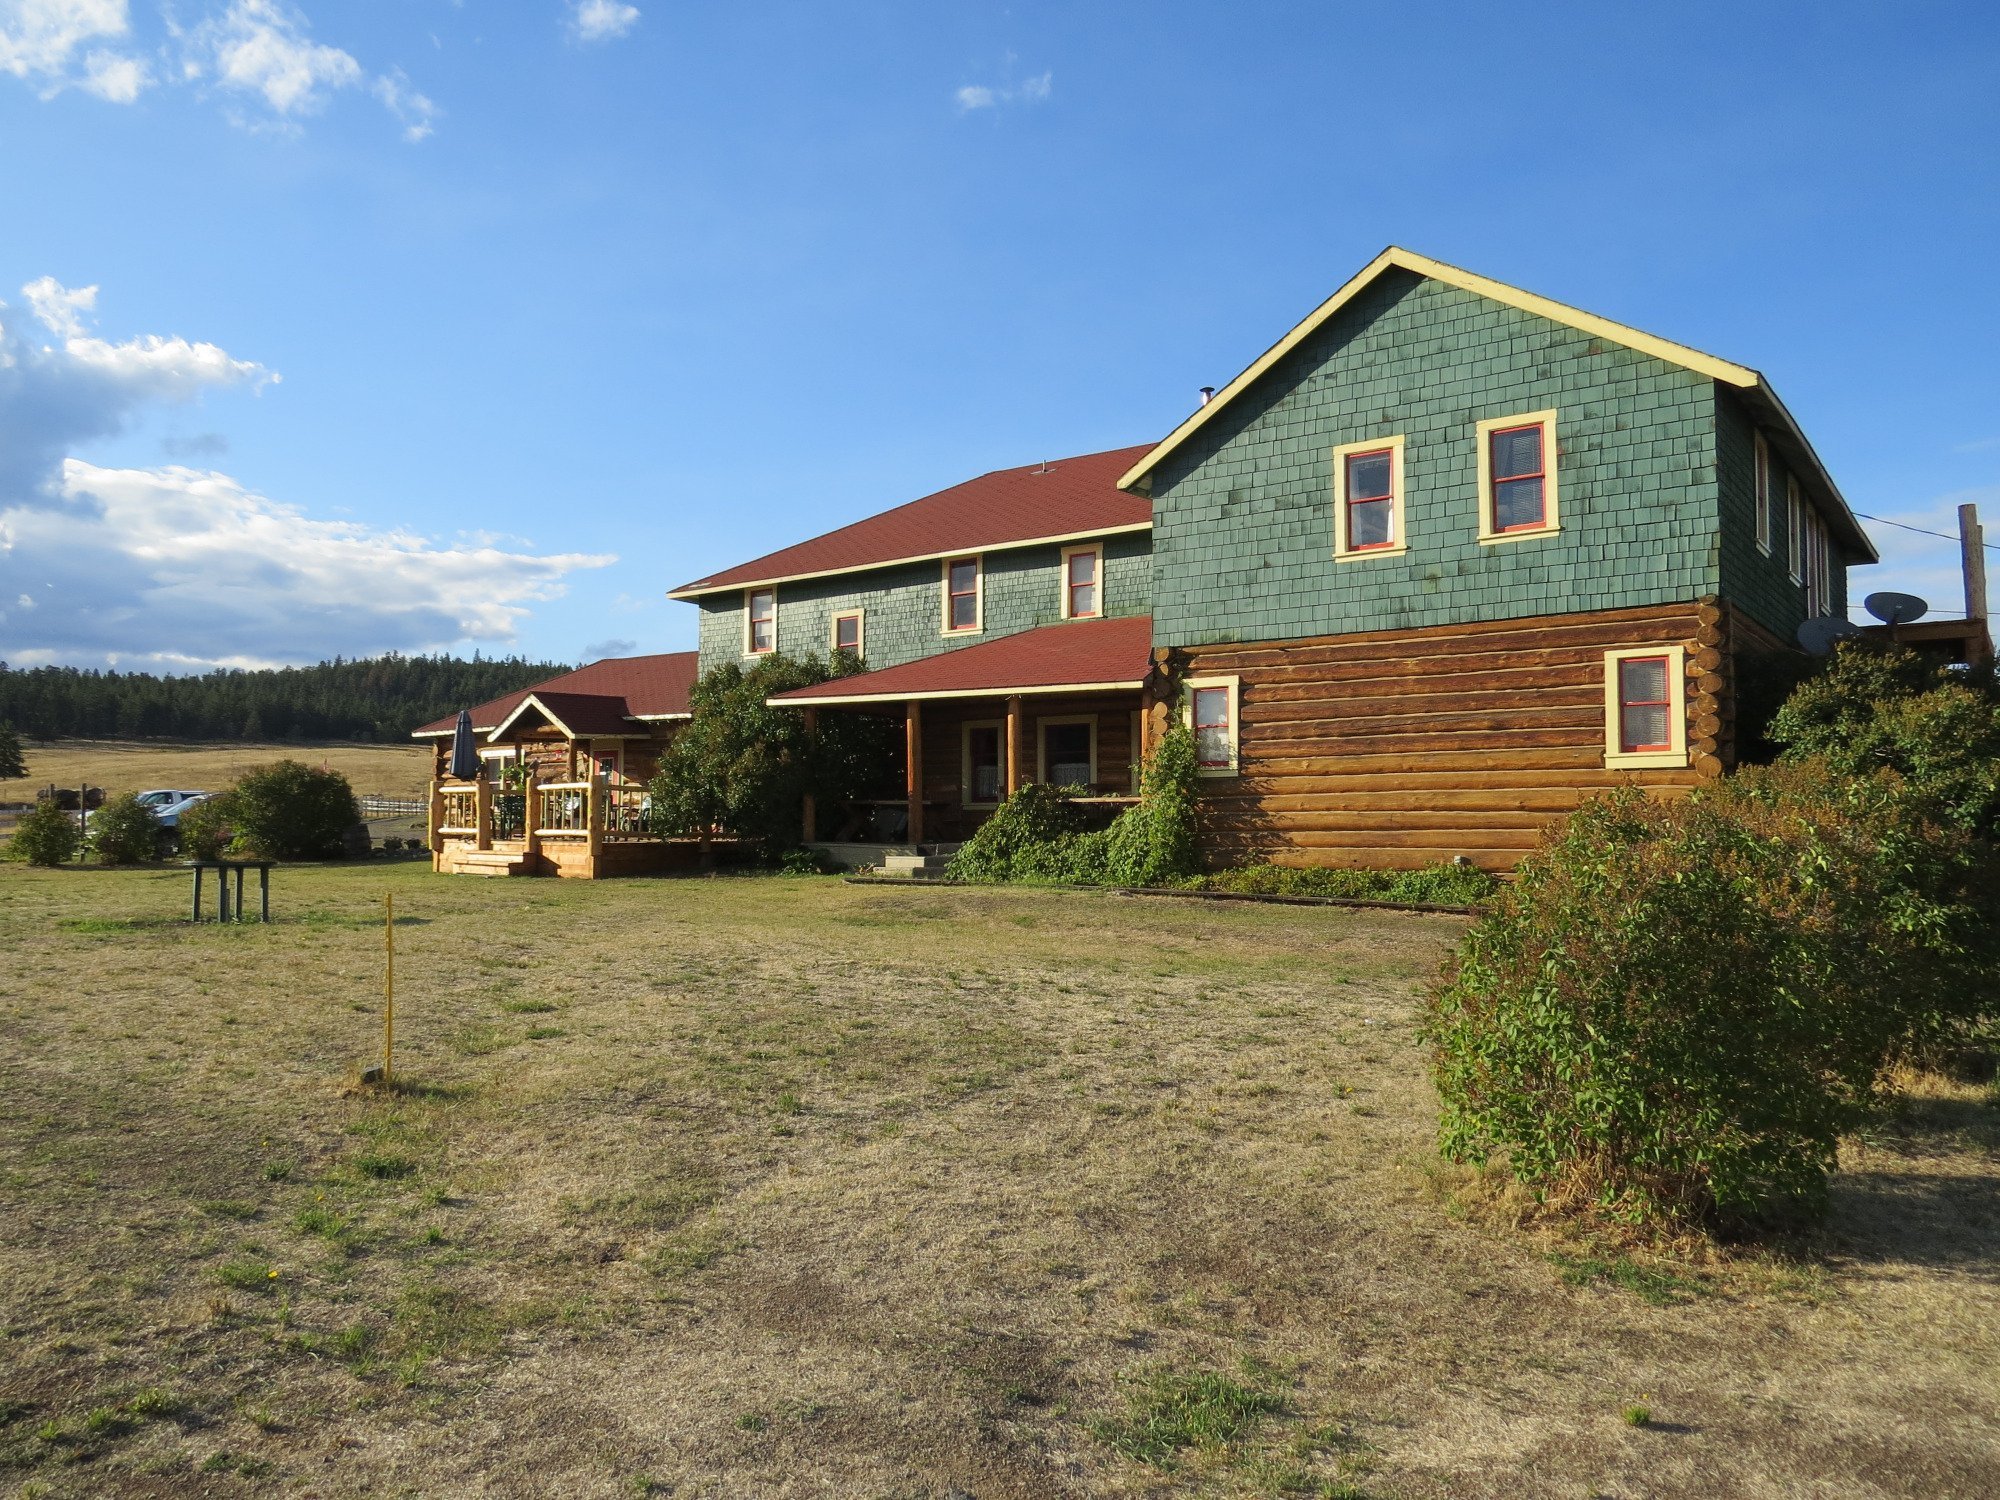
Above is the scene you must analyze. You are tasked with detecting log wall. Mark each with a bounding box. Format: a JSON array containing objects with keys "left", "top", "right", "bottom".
[{"left": 1182, "top": 600, "right": 1731, "bottom": 871}]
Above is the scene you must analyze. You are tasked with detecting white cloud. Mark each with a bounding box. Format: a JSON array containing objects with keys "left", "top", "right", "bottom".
[
  {"left": 22, "top": 273, "right": 97, "bottom": 337},
  {"left": 570, "top": 0, "right": 638, "bottom": 43},
  {"left": 0, "top": 278, "right": 613, "bottom": 670},
  {"left": 0, "top": 1, "right": 438, "bottom": 138},
  {"left": 189, "top": 0, "right": 360, "bottom": 117},
  {"left": 954, "top": 68, "right": 1052, "bottom": 112},
  {"left": 0, "top": 0, "right": 147, "bottom": 98},
  {"left": 583, "top": 637, "right": 638, "bottom": 659},
  {"left": 373, "top": 67, "right": 437, "bottom": 142},
  {"left": 0, "top": 463, "right": 614, "bottom": 669},
  {"left": 80, "top": 43, "right": 144, "bottom": 98}
]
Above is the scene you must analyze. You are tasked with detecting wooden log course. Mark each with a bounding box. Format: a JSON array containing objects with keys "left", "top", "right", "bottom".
[{"left": 1180, "top": 601, "right": 1713, "bottom": 871}]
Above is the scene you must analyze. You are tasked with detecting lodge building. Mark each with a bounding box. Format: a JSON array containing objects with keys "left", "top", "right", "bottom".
[{"left": 427, "top": 246, "right": 1988, "bottom": 876}]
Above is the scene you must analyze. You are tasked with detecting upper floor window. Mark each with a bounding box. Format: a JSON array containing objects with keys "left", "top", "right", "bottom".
[
  {"left": 1185, "top": 676, "right": 1240, "bottom": 776},
  {"left": 745, "top": 588, "right": 776, "bottom": 654},
  {"left": 1754, "top": 431, "right": 1773, "bottom": 555},
  {"left": 1062, "top": 545, "right": 1102, "bottom": 619},
  {"left": 1802, "top": 506, "right": 1832, "bottom": 618},
  {"left": 1787, "top": 477, "right": 1806, "bottom": 586},
  {"left": 1476, "top": 410, "right": 1560, "bottom": 543},
  {"left": 831, "top": 610, "right": 863, "bottom": 656},
  {"left": 1332, "top": 435, "right": 1407, "bottom": 560},
  {"left": 943, "top": 556, "right": 982, "bottom": 634},
  {"left": 1602, "top": 645, "right": 1686, "bottom": 770}
]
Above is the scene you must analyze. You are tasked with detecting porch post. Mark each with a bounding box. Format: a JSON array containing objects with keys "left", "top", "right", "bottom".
[
  {"left": 473, "top": 768, "right": 493, "bottom": 851},
  {"left": 905, "top": 700, "right": 924, "bottom": 847},
  {"left": 1004, "top": 695, "right": 1022, "bottom": 797},
  {"left": 523, "top": 771, "right": 541, "bottom": 862},
  {"left": 426, "top": 777, "right": 444, "bottom": 856},
  {"left": 586, "top": 772, "right": 605, "bottom": 874},
  {"left": 800, "top": 706, "right": 818, "bottom": 844}
]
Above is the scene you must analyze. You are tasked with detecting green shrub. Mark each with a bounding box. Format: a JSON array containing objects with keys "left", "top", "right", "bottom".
[
  {"left": 0, "top": 721, "right": 25, "bottom": 780},
  {"left": 223, "top": 760, "right": 361, "bottom": 859},
  {"left": 948, "top": 724, "right": 1205, "bottom": 886},
  {"left": 87, "top": 792, "right": 165, "bottom": 864},
  {"left": 1423, "top": 765, "right": 1998, "bottom": 1232},
  {"left": 1195, "top": 862, "right": 1498, "bottom": 906},
  {"left": 9, "top": 800, "right": 81, "bottom": 866},
  {"left": 1769, "top": 642, "right": 2000, "bottom": 839},
  {"left": 177, "top": 795, "right": 234, "bottom": 861},
  {"left": 648, "top": 653, "right": 893, "bottom": 861}
]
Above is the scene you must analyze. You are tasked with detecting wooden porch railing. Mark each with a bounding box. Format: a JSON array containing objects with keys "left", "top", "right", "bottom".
[{"left": 429, "top": 774, "right": 656, "bottom": 862}]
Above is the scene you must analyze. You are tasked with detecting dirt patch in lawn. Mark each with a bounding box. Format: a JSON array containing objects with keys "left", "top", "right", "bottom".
[{"left": 0, "top": 862, "right": 1994, "bottom": 1497}]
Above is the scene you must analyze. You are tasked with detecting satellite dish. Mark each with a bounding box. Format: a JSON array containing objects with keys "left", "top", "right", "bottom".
[
  {"left": 1864, "top": 591, "right": 1929, "bottom": 626},
  {"left": 1796, "top": 616, "right": 1863, "bottom": 656}
]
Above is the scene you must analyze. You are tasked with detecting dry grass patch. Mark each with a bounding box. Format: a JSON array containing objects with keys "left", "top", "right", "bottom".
[
  {"left": 0, "top": 862, "right": 1994, "bottom": 1497},
  {"left": 4, "top": 738, "right": 430, "bottom": 802}
]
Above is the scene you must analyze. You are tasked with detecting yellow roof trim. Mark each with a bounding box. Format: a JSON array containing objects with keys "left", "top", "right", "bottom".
[
  {"left": 1118, "top": 246, "right": 1760, "bottom": 493},
  {"left": 766, "top": 679, "right": 1145, "bottom": 709}
]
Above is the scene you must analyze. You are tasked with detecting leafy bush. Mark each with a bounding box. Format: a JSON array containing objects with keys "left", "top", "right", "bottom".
[
  {"left": 1194, "top": 861, "right": 1498, "bottom": 906},
  {"left": 222, "top": 760, "right": 361, "bottom": 859},
  {"left": 947, "top": 723, "right": 1205, "bottom": 886},
  {"left": 648, "top": 654, "right": 893, "bottom": 861},
  {"left": 177, "top": 796, "right": 234, "bottom": 861},
  {"left": 1424, "top": 766, "right": 1998, "bottom": 1233},
  {"left": 1769, "top": 641, "right": 2000, "bottom": 838},
  {"left": 8, "top": 799, "right": 81, "bottom": 866},
  {"left": 88, "top": 792, "right": 165, "bottom": 864}
]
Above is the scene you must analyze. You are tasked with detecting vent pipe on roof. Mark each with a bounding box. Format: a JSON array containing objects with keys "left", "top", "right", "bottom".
[{"left": 1199, "top": 386, "right": 1216, "bottom": 406}]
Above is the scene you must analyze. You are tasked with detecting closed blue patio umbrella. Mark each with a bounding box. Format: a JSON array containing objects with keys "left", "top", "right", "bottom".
[{"left": 448, "top": 709, "right": 481, "bottom": 781}]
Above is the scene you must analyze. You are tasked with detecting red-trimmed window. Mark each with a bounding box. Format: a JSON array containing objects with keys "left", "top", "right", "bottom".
[
  {"left": 1066, "top": 548, "right": 1101, "bottom": 618},
  {"left": 747, "top": 588, "right": 775, "bottom": 653},
  {"left": 1343, "top": 447, "right": 1396, "bottom": 550},
  {"left": 833, "top": 611, "right": 862, "bottom": 654},
  {"left": 1192, "top": 685, "right": 1232, "bottom": 769},
  {"left": 946, "top": 558, "right": 980, "bottom": 632},
  {"left": 1616, "top": 655, "right": 1672, "bottom": 753},
  {"left": 1488, "top": 424, "right": 1547, "bottom": 532}
]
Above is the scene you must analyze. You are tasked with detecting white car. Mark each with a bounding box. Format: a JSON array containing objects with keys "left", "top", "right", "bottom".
[{"left": 122, "top": 789, "right": 210, "bottom": 829}]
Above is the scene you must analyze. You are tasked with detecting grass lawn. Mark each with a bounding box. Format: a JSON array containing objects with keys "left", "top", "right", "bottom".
[
  {"left": 1, "top": 862, "right": 1994, "bottom": 1498},
  {"left": 4, "top": 740, "right": 432, "bottom": 805}
]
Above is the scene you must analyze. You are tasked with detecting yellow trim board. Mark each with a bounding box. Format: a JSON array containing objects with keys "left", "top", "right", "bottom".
[
  {"left": 1118, "top": 247, "right": 1757, "bottom": 495},
  {"left": 766, "top": 679, "right": 1145, "bottom": 709}
]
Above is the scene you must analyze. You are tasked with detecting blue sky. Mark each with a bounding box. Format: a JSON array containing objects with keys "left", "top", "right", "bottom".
[{"left": 1, "top": 0, "right": 1996, "bottom": 671}]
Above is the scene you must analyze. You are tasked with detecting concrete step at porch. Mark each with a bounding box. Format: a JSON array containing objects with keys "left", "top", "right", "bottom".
[{"left": 879, "top": 843, "right": 963, "bottom": 880}]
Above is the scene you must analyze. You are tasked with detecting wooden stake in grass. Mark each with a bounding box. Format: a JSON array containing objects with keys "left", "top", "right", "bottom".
[
  {"left": 383, "top": 892, "right": 395, "bottom": 1082},
  {"left": 362, "top": 893, "right": 396, "bottom": 1087}
]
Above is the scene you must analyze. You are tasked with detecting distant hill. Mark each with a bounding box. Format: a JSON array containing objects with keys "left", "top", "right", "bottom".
[{"left": 0, "top": 654, "right": 575, "bottom": 744}]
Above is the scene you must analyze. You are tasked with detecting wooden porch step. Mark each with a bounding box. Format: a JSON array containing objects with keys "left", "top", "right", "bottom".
[{"left": 452, "top": 850, "right": 532, "bottom": 877}]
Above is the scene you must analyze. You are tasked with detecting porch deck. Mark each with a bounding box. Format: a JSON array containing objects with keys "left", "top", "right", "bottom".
[{"left": 428, "top": 775, "right": 697, "bottom": 879}]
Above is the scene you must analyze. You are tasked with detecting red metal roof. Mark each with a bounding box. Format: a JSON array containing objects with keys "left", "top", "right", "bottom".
[
  {"left": 769, "top": 616, "right": 1154, "bottom": 704},
  {"left": 412, "top": 652, "right": 698, "bottom": 737},
  {"left": 669, "top": 445, "right": 1155, "bottom": 597}
]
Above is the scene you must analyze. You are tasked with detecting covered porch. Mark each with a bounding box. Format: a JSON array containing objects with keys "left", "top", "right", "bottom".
[
  {"left": 422, "top": 689, "right": 685, "bottom": 879},
  {"left": 772, "top": 616, "right": 1167, "bottom": 866}
]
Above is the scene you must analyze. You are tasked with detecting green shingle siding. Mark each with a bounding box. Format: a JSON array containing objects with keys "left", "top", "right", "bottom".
[
  {"left": 694, "top": 530, "right": 1152, "bottom": 677},
  {"left": 1714, "top": 389, "right": 1850, "bottom": 644},
  {"left": 1149, "top": 270, "right": 1724, "bottom": 647}
]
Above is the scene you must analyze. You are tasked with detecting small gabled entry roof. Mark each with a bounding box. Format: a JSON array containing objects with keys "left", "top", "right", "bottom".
[
  {"left": 767, "top": 615, "right": 1154, "bottom": 706},
  {"left": 488, "top": 691, "right": 643, "bottom": 742},
  {"left": 1117, "top": 246, "right": 1876, "bottom": 563},
  {"left": 411, "top": 651, "right": 699, "bottom": 738},
  {"left": 668, "top": 445, "right": 1155, "bottom": 599}
]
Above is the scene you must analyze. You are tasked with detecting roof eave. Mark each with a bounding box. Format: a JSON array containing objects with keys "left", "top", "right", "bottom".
[
  {"left": 668, "top": 521, "right": 1152, "bottom": 600},
  {"left": 767, "top": 678, "right": 1146, "bottom": 708}
]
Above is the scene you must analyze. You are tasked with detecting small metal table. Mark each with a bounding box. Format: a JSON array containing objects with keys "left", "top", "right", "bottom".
[{"left": 190, "top": 859, "right": 275, "bottom": 923}]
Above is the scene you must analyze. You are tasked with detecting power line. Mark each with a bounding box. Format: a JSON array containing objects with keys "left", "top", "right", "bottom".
[{"left": 1853, "top": 510, "right": 2000, "bottom": 554}]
